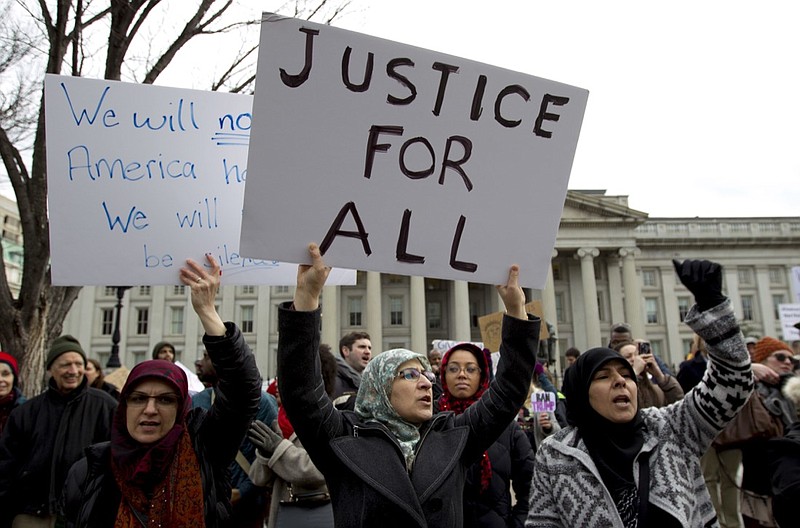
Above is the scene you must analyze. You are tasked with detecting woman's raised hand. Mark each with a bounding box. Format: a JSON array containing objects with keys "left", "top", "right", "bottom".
[
  {"left": 180, "top": 253, "right": 225, "bottom": 336},
  {"left": 293, "top": 243, "right": 331, "bottom": 311},
  {"left": 496, "top": 264, "right": 526, "bottom": 320}
]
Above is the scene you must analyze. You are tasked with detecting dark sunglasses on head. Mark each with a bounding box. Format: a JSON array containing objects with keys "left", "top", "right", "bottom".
[
  {"left": 396, "top": 367, "right": 436, "bottom": 383},
  {"left": 772, "top": 352, "right": 794, "bottom": 363}
]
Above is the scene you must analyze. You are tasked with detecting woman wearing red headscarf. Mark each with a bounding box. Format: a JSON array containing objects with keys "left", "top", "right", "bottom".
[
  {"left": 59, "top": 254, "right": 262, "bottom": 528},
  {"left": 438, "top": 343, "right": 534, "bottom": 528},
  {"left": 0, "top": 351, "right": 26, "bottom": 437}
]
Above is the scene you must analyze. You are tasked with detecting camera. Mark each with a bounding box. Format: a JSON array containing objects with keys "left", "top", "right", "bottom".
[{"left": 638, "top": 342, "right": 651, "bottom": 355}]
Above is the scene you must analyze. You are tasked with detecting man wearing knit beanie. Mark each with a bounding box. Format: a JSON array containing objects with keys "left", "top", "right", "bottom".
[{"left": 0, "top": 335, "right": 116, "bottom": 525}]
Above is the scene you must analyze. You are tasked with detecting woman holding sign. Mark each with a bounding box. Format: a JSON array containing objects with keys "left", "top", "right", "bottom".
[
  {"left": 278, "top": 243, "right": 540, "bottom": 527},
  {"left": 526, "top": 260, "right": 753, "bottom": 527},
  {"left": 437, "top": 343, "right": 534, "bottom": 528}
]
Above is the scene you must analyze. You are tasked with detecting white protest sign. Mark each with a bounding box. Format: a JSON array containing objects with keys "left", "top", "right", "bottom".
[
  {"left": 430, "top": 339, "right": 484, "bottom": 354},
  {"left": 240, "top": 13, "right": 589, "bottom": 288},
  {"left": 44, "top": 75, "right": 355, "bottom": 286},
  {"left": 531, "top": 391, "right": 557, "bottom": 413},
  {"left": 778, "top": 304, "right": 800, "bottom": 342}
]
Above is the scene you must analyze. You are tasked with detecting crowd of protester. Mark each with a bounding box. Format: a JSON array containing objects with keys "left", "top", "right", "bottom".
[{"left": 0, "top": 250, "right": 798, "bottom": 527}]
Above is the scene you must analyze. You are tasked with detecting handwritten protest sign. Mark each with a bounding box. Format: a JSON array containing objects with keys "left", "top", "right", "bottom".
[
  {"left": 479, "top": 301, "right": 549, "bottom": 352},
  {"left": 778, "top": 304, "right": 800, "bottom": 341},
  {"left": 240, "top": 13, "right": 589, "bottom": 288},
  {"left": 44, "top": 75, "right": 355, "bottom": 286},
  {"left": 531, "top": 391, "right": 557, "bottom": 413}
]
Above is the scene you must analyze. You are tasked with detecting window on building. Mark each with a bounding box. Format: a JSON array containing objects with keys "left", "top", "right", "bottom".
[
  {"left": 555, "top": 292, "right": 565, "bottom": 323},
  {"left": 138, "top": 286, "right": 151, "bottom": 296},
  {"left": 348, "top": 297, "right": 363, "bottom": 327},
  {"left": 773, "top": 294, "right": 786, "bottom": 319},
  {"left": 552, "top": 262, "right": 562, "bottom": 281},
  {"left": 136, "top": 308, "right": 149, "bottom": 335},
  {"left": 386, "top": 274, "right": 405, "bottom": 284},
  {"left": 240, "top": 305, "right": 254, "bottom": 333},
  {"left": 172, "top": 285, "right": 186, "bottom": 296},
  {"left": 101, "top": 308, "right": 114, "bottom": 335},
  {"left": 104, "top": 287, "right": 116, "bottom": 297},
  {"left": 241, "top": 285, "right": 255, "bottom": 295},
  {"left": 274, "top": 285, "right": 289, "bottom": 294},
  {"left": 427, "top": 302, "right": 442, "bottom": 330},
  {"left": 737, "top": 267, "right": 753, "bottom": 285},
  {"left": 471, "top": 300, "right": 481, "bottom": 328},
  {"left": 390, "top": 296, "right": 404, "bottom": 326},
  {"left": 682, "top": 339, "right": 694, "bottom": 356},
  {"left": 170, "top": 306, "right": 184, "bottom": 334},
  {"left": 678, "top": 297, "right": 691, "bottom": 320},
  {"left": 645, "top": 298, "right": 659, "bottom": 324},
  {"left": 741, "top": 295, "right": 754, "bottom": 321},
  {"left": 769, "top": 267, "right": 784, "bottom": 285},
  {"left": 642, "top": 269, "right": 657, "bottom": 287},
  {"left": 132, "top": 351, "right": 145, "bottom": 365}
]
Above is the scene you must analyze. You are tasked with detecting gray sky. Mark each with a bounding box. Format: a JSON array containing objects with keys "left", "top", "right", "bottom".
[
  {"left": 23, "top": 0, "right": 797, "bottom": 219},
  {"left": 333, "top": 0, "right": 799, "bottom": 218}
]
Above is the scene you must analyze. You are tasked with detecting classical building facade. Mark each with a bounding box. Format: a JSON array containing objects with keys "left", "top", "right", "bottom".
[{"left": 60, "top": 190, "right": 800, "bottom": 382}]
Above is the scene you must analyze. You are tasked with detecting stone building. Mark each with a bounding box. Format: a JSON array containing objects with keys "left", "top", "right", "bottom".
[{"left": 60, "top": 190, "right": 800, "bottom": 382}]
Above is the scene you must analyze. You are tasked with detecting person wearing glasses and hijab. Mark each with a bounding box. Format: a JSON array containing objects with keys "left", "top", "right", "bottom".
[
  {"left": 438, "top": 343, "right": 533, "bottom": 528},
  {"left": 277, "top": 244, "right": 540, "bottom": 527},
  {"left": 526, "top": 259, "right": 753, "bottom": 528},
  {"left": 59, "top": 254, "right": 262, "bottom": 528}
]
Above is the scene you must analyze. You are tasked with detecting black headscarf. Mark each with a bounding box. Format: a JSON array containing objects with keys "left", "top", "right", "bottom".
[{"left": 563, "top": 347, "right": 645, "bottom": 527}]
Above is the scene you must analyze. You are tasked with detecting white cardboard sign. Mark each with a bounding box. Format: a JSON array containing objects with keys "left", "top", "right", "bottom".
[
  {"left": 531, "top": 391, "right": 557, "bottom": 413},
  {"left": 778, "top": 303, "right": 800, "bottom": 342},
  {"left": 44, "top": 74, "right": 355, "bottom": 286},
  {"left": 240, "top": 14, "right": 589, "bottom": 288}
]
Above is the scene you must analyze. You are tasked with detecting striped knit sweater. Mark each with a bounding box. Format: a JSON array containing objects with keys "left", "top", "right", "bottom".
[{"left": 526, "top": 299, "right": 753, "bottom": 528}]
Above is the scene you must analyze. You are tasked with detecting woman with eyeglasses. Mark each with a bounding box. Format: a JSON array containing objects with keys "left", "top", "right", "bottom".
[
  {"left": 59, "top": 254, "right": 262, "bottom": 528},
  {"left": 277, "top": 244, "right": 540, "bottom": 527},
  {"left": 438, "top": 343, "right": 534, "bottom": 528}
]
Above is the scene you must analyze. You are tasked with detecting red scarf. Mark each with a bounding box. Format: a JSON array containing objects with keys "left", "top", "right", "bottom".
[
  {"left": 111, "top": 360, "right": 205, "bottom": 526},
  {"left": 436, "top": 345, "right": 493, "bottom": 492}
]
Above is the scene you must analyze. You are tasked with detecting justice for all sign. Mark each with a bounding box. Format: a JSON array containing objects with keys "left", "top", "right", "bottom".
[
  {"left": 240, "top": 14, "right": 589, "bottom": 289},
  {"left": 44, "top": 74, "right": 355, "bottom": 285}
]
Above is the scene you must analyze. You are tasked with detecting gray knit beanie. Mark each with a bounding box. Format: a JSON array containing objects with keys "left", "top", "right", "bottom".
[{"left": 46, "top": 335, "right": 86, "bottom": 369}]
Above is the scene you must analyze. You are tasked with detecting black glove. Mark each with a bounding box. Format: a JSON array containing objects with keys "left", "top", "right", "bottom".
[
  {"left": 672, "top": 259, "right": 725, "bottom": 311},
  {"left": 247, "top": 419, "right": 283, "bottom": 458}
]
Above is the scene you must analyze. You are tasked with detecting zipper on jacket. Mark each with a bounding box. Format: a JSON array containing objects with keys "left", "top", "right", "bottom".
[{"left": 353, "top": 425, "right": 358, "bottom": 438}]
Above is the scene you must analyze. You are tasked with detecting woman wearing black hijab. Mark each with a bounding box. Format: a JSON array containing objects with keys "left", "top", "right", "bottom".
[{"left": 526, "top": 260, "right": 753, "bottom": 527}]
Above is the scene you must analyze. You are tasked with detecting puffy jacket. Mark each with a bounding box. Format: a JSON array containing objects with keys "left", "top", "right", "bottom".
[
  {"left": 463, "top": 421, "right": 533, "bottom": 528},
  {"left": 0, "top": 378, "right": 117, "bottom": 520},
  {"left": 278, "top": 303, "right": 540, "bottom": 528},
  {"left": 59, "top": 323, "right": 261, "bottom": 528}
]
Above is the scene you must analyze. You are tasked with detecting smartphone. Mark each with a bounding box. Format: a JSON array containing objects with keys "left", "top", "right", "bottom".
[{"left": 638, "top": 342, "right": 651, "bottom": 355}]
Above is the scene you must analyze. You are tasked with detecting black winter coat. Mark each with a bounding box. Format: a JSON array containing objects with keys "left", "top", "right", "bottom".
[
  {"left": 0, "top": 378, "right": 117, "bottom": 521},
  {"left": 58, "top": 323, "right": 261, "bottom": 528},
  {"left": 463, "top": 421, "right": 533, "bottom": 528},
  {"left": 768, "top": 421, "right": 800, "bottom": 528},
  {"left": 278, "top": 304, "right": 540, "bottom": 528}
]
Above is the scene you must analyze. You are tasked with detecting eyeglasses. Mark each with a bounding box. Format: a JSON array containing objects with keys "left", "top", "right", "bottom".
[
  {"left": 126, "top": 392, "right": 180, "bottom": 409},
  {"left": 445, "top": 364, "right": 481, "bottom": 377},
  {"left": 396, "top": 368, "right": 436, "bottom": 383},
  {"left": 771, "top": 352, "right": 794, "bottom": 363}
]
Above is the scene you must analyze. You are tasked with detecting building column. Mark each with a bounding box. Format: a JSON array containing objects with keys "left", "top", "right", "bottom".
[
  {"left": 321, "top": 285, "right": 340, "bottom": 353},
  {"left": 619, "top": 247, "right": 645, "bottom": 339},
  {"left": 366, "top": 272, "right": 383, "bottom": 351},
  {"left": 576, "top": 247, "right": 601, "bottom": 347},
  {"left": 755, "top": 266, "right": 776, "bottom": 335},
  {"left": 256, "top": 285, "right": 273, "bottom": 378},
  {"left": 543, "top": 249, "right": 560, "bottom": 371},
  {"left": 659, "top": 264, "right": 683, "bottom": 368},
  {"left": 453, "top": 280, "right": 471, "bottom": 342},
  {"left": 410, "top": 276, "right": 427, "bottom": 354}
]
